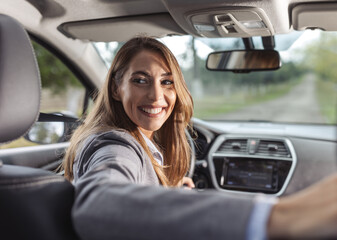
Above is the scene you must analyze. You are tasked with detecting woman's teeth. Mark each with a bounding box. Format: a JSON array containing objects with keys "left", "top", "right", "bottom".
[{"left": 141, "top": 108, "right": 163, "bottom": 114}]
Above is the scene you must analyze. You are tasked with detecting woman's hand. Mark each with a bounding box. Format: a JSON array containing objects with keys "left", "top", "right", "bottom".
[
  {"left": 268, "top": 173, "right": 337, "bottom": 239},
  {"left": 178, "top": 177, "right": 195, "bottom": 190}
]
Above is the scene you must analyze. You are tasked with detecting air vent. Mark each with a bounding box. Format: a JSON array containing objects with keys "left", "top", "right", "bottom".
[
  {"left": 217, "top": 139, "right": 247, "bottom": 154},
  {"left": 256, "top": 140, "right": 291, "bottom": 158}
]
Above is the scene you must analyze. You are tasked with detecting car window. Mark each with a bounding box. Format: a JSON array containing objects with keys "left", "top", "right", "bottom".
[{"left": 0, "top": 40, "right": 87, "bottom": 149}]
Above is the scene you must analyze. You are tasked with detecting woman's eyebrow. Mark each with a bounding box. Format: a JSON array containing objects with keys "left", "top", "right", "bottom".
[
  {"left": 131, "top": 71, "right": 172, "bottom": 77},
  {"left": 161, "top": 72, "right": 172, "bottom": 77},
  {"left": 131, "top": 71, "right": 151, "bottom": 78}
]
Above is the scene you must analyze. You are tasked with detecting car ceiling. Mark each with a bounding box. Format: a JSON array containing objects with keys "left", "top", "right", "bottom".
[{"left": 2, "top": 0, "right": 336, "bottom": 41}]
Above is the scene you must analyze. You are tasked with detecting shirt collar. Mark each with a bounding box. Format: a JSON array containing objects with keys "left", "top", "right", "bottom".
[{"left": 139, "top": 130, "right": 163, "bottom": 166}]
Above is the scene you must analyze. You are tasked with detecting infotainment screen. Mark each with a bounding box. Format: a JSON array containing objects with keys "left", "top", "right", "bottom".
[
  {"left": 213, "top": 156, "right": 293, "bottom": 193},
  {"left": 216, "top": 157, "right": 279, "bottom": 192},
  {"left": 226, "top": 160, "right": 274, "bottom": 190}
]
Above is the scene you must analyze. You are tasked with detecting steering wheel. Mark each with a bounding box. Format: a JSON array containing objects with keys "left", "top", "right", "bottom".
[{"left": 186, "top": 129, "right": 196, "bottom": 178}]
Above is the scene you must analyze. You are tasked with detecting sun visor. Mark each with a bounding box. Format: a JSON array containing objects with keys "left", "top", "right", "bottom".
[
  {"left": 186, "top": 7, "right": 274, "bottom": 38},
  {"left": 58, "top": 13, "right": 187, "bottom": 42},
  {"left": 292, "top": 3, "right": 337, "bottom": 31}
]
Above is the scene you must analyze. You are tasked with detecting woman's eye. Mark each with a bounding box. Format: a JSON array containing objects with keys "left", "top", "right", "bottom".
[
  {"left": 133, "top": 78, "right": 147, "bottom": 84},
  {"left": 162, "top": 80, "right": 174, "bottom": 86}
]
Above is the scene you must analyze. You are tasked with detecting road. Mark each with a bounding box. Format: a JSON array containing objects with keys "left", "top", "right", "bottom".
[{"left": 213, "top": 75, "right": 326, "bottom": 123}]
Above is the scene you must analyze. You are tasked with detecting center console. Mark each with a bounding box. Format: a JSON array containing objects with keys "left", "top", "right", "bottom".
[{"left": 208, "top": 135, "right": 296, "bottom": 196}]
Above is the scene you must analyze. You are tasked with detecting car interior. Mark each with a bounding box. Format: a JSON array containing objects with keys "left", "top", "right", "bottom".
[{"left": 0, "top": 0, "right": 336, "bottom": 239}]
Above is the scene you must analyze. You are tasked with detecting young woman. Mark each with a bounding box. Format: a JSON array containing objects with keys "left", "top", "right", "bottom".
[
  {"left": 64, "top": 36, "right": 193, "bottom": 188},
  {"left": 63, "top": 36, "right": 337, "bottom": 240}
]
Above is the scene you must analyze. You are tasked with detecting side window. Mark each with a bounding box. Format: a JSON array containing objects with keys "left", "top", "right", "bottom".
[{"left": 0, "top": 40, "right": 87, "bottom": 149}]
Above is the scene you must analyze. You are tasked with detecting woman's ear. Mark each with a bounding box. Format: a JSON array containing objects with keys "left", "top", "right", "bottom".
[{"left": 111, "top": 85, "right": 121, "bottom": 101}]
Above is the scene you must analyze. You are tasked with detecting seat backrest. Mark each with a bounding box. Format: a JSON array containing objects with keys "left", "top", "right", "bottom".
[
  {"left": 0, "top": 14, "right": 40, "bottom": 144},
  {"left": 0, "top": 164, "right": 78, "bottom": 240},
  {"left": 0, "top": 14, "right": 78, "bottom": 240}
]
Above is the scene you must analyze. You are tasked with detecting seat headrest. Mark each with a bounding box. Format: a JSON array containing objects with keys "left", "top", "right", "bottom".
[{"left": 0, "top": 14, "right": 41, "bottom": 144}]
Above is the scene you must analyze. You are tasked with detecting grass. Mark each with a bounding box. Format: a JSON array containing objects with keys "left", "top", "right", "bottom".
[
  {"left": 0, "top": 137, "right": 38, "bottom": 149},
  {"left": 193, "top": 79, "right": 301, "bottom": 119},
  {"left": 316, "top": 80, "right": 337, "bottom": 124}
]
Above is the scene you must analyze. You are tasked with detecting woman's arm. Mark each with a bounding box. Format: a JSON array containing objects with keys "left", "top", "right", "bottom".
[
  {"left": 73, "top": 160, "right": 255, "bottom": 240},
  {"left": 72, "top": 132, "right": 255, "bottom": 240}
]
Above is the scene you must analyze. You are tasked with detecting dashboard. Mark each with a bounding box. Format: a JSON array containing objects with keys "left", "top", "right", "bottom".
[
  {"left": 191, "top": 118, "right": 337, "bottom": 196},
  {"left": 0, "top": 117, "right": 335, "bottom": 199}
]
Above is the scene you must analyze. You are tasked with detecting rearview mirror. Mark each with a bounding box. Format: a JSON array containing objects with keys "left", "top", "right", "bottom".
[{"left": 206, "top": 50, "right": 281, "bottom": 72}]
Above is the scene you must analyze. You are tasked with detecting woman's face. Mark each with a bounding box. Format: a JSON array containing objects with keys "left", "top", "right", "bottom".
[{"left": 116, "top": 50, "right": 177, "bottom": 139}]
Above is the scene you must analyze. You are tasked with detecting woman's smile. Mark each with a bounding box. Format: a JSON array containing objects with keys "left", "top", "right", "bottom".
[{"left": 139, "top": 106, "right": 166, "bottom": 116}]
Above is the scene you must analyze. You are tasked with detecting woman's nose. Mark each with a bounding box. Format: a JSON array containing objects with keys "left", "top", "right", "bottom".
[{"left": 148, "top": 82, "right": 163, "bottom": 101}]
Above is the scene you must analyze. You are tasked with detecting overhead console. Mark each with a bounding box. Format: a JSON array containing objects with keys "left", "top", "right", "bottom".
[
  {"left": 208, "top": 135, "right": 296, "bottom": 196},
  {"left": 186, "top": 7, "right": 275, "bottom": 38}
]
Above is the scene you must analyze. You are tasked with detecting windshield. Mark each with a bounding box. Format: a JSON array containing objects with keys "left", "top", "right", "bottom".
[{"left": 94, "top": 30, "right": 337, "bottom": 124}]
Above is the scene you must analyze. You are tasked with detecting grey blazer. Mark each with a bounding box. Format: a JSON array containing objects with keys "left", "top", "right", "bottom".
[{"left": 72, "top": 130, "right": 255, "bottom": 240}]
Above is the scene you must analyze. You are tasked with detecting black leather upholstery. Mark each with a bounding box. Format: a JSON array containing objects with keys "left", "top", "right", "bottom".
[
  {"left": 0, "top": 14, "right": 78, "bottom": 240},
  {"left": 0, "top": 164, "right": 78, "bottom": 240}
]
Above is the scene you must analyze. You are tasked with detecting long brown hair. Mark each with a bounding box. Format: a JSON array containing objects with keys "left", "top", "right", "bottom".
[{"left": 63, "top": 36, "right": 193, "bottom": 186}]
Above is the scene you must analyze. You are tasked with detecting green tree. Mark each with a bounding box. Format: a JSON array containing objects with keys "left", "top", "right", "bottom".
[
  {"left": 300, "top": 32, "right": 337, "bottom": 83},
  {"left": 32, "top": 41, "right": 81, "bottom": 94}
]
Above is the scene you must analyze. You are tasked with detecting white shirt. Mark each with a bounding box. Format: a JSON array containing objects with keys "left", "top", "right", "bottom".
[{"left": 139, "top": 130, "right": 163, "bottom": 166}]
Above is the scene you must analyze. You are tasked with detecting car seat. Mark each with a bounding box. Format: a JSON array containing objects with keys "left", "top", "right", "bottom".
[{"left": 0, "top": 14, "right": 78, "bottom": 240}]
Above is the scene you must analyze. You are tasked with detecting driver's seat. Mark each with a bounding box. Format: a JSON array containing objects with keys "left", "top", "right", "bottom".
[{"left": 0, "top": 14, "right": 78, "bottom": 240}]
